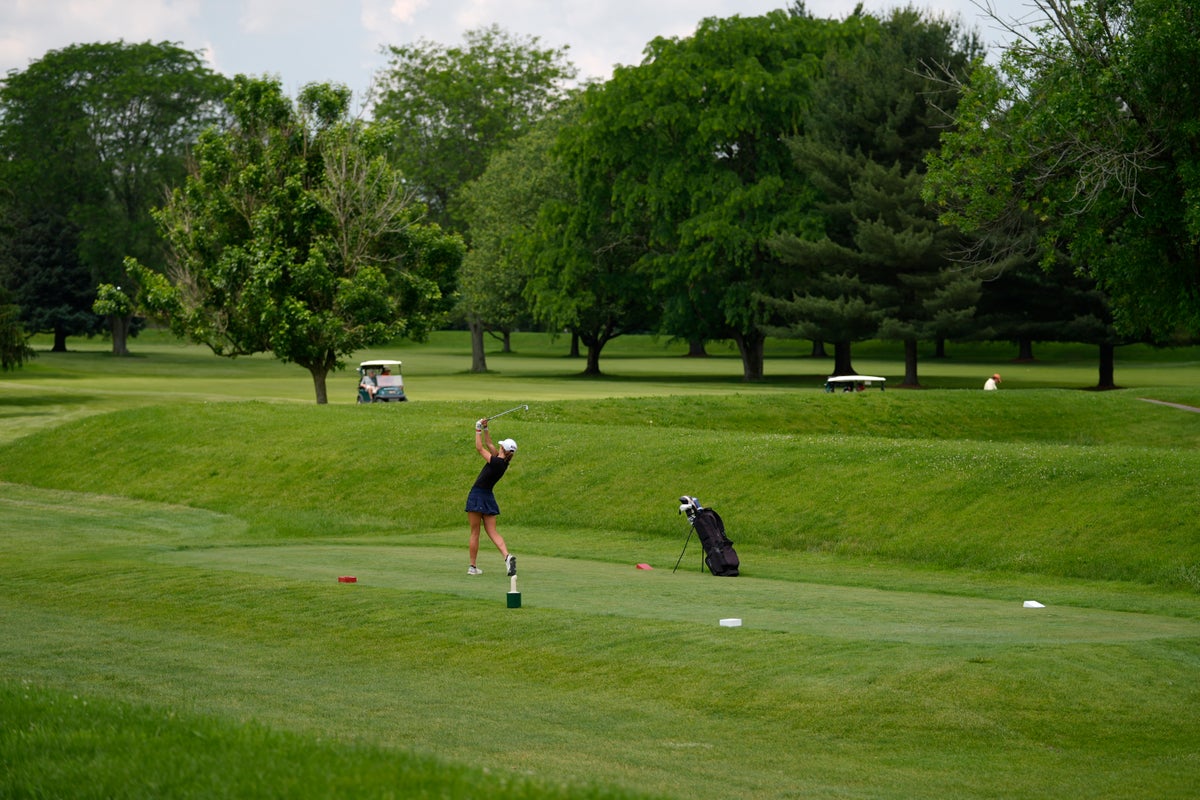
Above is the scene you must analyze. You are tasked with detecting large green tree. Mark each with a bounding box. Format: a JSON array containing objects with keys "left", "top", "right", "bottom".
[
  {"left": 457, "top": 103, "right": 577, "bottom": 372},
  {"left": 134, "top": 77, "right": 461, "bottom": 404},
  {"left": 924, "top": 0, "right": 1200, "bottom": 338},
  {"left": 767, "top": 7, "right": 982, "bottom": 383},
  {"left": 373, "top": 25, "right": 577, "bottom": 233},
  {"left": 560, "top": 9, "right": 862, "bottom": 381},
  {"left": 374, "top": 25, "right": 576, "bottom": 370},
  {"left": 0, "top": 205, "right": 95, "bottom": 352},
  {"left": 523, "top": 131, "right": 660, "bottom": 377},
  {"left": 0, "top": 41, "right": 229, "bottom": 353}
]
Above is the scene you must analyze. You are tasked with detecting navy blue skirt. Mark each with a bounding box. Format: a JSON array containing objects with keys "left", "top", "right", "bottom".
[{"left": 465, "top": 487, "right": 500, "bottom": 515}]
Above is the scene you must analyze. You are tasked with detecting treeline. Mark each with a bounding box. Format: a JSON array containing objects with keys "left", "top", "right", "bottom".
[{"left": 1, "top": 1, "right": 1196, "bottom": 399}]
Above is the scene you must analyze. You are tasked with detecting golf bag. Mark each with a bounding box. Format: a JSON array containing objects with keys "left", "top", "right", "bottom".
[{"left": 674, "top": 496, "right": 740, "bottom": 577}]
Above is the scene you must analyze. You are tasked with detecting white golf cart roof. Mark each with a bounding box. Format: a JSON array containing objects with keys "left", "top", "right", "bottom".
[
  {"left": 826, "top": 375, "right": 886, "bottom": 383},
  {"left": 359, "top": 359, "right": 402, "bottom": 368}
]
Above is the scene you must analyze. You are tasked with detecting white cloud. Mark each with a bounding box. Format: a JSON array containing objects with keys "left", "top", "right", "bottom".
[
  {"left": 238, "top": 0, "right": 288, "bottom": 34},
  {"left": 1, "top": 0, "right": 202, "bottom": 72},
  {"left": 195, "top": 40, "right": 220, "bottom": 73},
  {"left": 388, "top": 0, "right": 428, "bottom": 25},
  {"left": 2, "top": 0, "right": 1035, "bottom": 97}
]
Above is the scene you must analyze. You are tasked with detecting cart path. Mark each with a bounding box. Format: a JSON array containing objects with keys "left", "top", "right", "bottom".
[{"left": 1139, "top": 397, "right": 1200, "bottom": 413}]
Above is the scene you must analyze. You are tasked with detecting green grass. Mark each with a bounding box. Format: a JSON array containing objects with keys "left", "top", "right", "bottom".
[
  {"left": 1, "top": 680, "right": 647, "bottom": 800},
  {"left": 2, "top": 332, "right": 1200, "bottom": 799}
]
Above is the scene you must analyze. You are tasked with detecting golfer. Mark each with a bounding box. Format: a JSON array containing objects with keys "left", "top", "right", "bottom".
[
  {"left": 984, "top": 373, "right": 1002, "bottom": 391},
  {"left": 465, "top": 417, "right": 517, "bottom": 577}
]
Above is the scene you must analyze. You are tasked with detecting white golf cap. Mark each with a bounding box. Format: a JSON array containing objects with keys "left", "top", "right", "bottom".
[{"left": 499, "top": 438, "right": 517, "bottom": 452}]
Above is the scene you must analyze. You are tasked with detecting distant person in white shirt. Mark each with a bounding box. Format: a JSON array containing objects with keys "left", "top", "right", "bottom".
[
  {"left": 359, "top": 369, "right": 378, "bottom": 400},
  {"left": 984, "top": 373, "right": 1001, "bottom": 391}
]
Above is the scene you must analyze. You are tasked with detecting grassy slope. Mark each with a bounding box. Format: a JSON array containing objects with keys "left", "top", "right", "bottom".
[
  {"left": 2, "top": 393, "right": 1197, "bottom": 586},
  {"left": 2, "top": 333, "right": 1199, "bottom": 799}
]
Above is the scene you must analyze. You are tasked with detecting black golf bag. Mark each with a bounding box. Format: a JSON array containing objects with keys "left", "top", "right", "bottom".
[{"left": 674, "top": 496, "right": 740, "bottom": 576}]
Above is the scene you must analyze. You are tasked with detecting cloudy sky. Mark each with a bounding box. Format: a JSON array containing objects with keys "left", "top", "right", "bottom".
[{"left": 1, "top": 1, "right": 1036, "bottom": 100}]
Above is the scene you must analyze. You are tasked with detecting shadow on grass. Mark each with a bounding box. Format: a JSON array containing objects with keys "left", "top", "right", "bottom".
[{"left": 0, "top": 394, "right": 93, "bottom": 412}]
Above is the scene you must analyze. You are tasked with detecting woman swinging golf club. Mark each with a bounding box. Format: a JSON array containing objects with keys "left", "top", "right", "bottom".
[{"left": 465, "top": 416, "right": 517, "bottom": 577}]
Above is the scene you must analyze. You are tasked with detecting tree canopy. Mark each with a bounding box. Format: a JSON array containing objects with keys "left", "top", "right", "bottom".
[
  {"left": 924, "top": 0, "right": 1200, "bottom": 339},
  {"left": 558, "top": 9, "right": 861, "bottom": 380},
  {"left": 373, "top": 25, "right": 577, "bottom": 233},
  {"left": 768, "top": 7, "right": 982, "bottom": 382},
  {"left": 523, "top": 99, "right": 660, "bottom": 376},
  {"left": 458, "top": 103, "right": 578, "bottom": 372},
  {"left": 0, "top": 40, "right": 229, "bottom": 353},
  {"left": 134, "top": 77, "right": 462, "bottom": 403}
]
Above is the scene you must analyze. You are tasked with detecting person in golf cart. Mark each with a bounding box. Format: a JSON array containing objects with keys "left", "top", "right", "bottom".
[
  {"left": 356, "top": 360, "right": 406, "bottom": 403},
  {"left": 359, "top": 369, "right": 378, "bottom": 401}
]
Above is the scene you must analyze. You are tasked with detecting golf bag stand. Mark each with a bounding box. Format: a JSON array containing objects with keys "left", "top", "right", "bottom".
[{"left": 673, "top": 496, "right": 740, "bottom": 576}]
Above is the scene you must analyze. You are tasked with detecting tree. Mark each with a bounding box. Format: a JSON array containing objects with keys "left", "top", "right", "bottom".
[
  {"left": 0, "top": 206, "right": 97, "bottom": 352},
  {"left": 972, "top": 248, "right": 1127, "bottom": 387},
  {"left": 374, "top": 25, "right": 576, "bottom": 368},
  {"left": 512, "top": 94, "right": 658, "bottom": 376},
  {"left": 924, "top": 0, "right": 1200, "bottom": 339},
  {"left": 134, "top": 77, "right": 462, "bottom": 404},
  {"left": 767, "top": 7, "right": 982, "bottom": 383},
  {"left": 91, "top": 283, "right": 137, "bottom": 355},
  {"left": 457, "top": 104, "right": 577, "bottom": 372},
  {"left": 521, "top": 154, "right": 660, "bottom": 376},
  {"left": 0, "top": 286, "right": 34, "bottom": 371},
  {"left": 374, "top": 25, "right": 577, "bottom": 233},
  {"left": 524, "top": 203, "right": 659, "bottom": 377},
  {"left": 0, "top": 41, "right": 230, "bottom": 354},
  {"left": 972, "top": 252, "right": 1072, "bottom": 360},
  {"left": 562, "top": 10, "right": 861, "bottom": 381}
]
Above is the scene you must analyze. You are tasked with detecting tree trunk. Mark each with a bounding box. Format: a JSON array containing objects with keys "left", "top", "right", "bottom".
[
  {"left": 933, "top": 338, "right": 947, "bottom": 359},
  {"left": 502, "top": 330, "right": 512, "bottom": 353},
  {"left": 469, "top": 317, "right": 488, "bottom": 373},
  {"left": 310, "top": 367, "right": 329, "bottom": 404},
  {"left": 110, "top": 315, "right": 131, "bottom": 356},
  {"left": 1016, "top": 337, "right": 1035, "bottom": 361},
  {"left": 900, "top": 338, "right": 920, "bottom": 387},
  {"left": 686, "top": 338, "right": 708, "bottom": 357},
  {"left": 832, "top": 340, "right": 855, "bottom": 376},
  {"left": 733, "top": 331, "right": 764, "bottom": 381},
  {"left": 52, "top": 325, "right": 68, "bottom": 352},
  {"left": 1096, "top": 342, "right": 1117, "bottom": 389},
  {"left": 569, "top": 332, "right": 580, "bottom": 358},
  {"left": 584, "top": 343, "right": 602, "bottom": 375},
  {"left": 810, "top": 340, "right": 828, "bottom": 358}
]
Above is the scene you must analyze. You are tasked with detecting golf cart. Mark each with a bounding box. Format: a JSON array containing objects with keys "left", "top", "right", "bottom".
[
  {"left": 824, "top": 375, "right": 886, "bottom": 392},
  {"left": 357, "top": 359, "right": 407, "bottom": 403}
]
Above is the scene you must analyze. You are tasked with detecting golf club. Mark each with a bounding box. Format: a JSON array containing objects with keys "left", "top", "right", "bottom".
[{"left": 486, "top": 404, "right": 528, "bottom": 421}]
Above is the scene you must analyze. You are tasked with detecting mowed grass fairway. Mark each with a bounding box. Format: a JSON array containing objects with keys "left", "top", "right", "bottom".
[{"left": 2, "top": 332, "right": 1200, "bottom": 799}]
